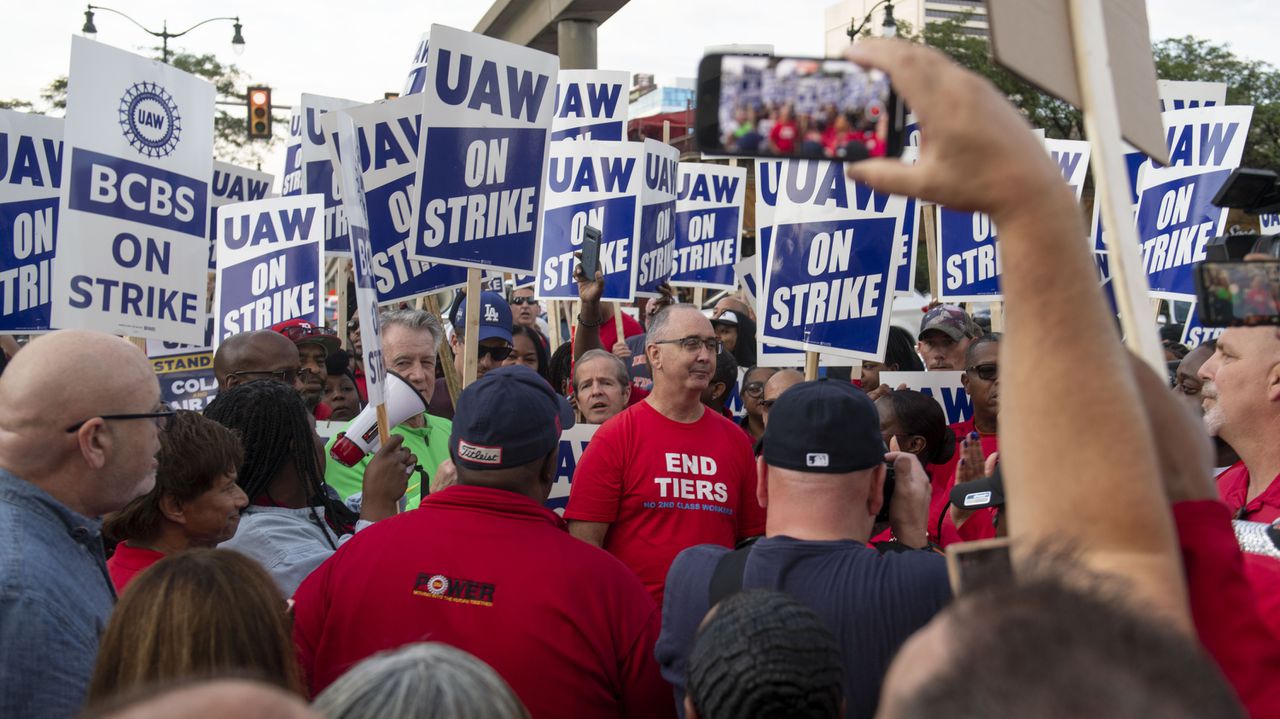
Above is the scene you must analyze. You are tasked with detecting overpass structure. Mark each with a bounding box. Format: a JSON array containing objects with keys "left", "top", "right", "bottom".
[{"left": 473, "top": 0, "right": 631, "bottom": 69}]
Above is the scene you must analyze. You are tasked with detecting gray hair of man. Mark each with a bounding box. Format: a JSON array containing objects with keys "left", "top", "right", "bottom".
[
  {"left": 574, "top": 349, "right": 630, "bottom": 392},
  {"left": 311, "top": 642, "right": 530, "bottom": 719},
  {"left": 379, "top": 308, "right": 444, "bottom": 348},
  {"left": 644, "top": 303, "right": 697, "bottom": 345}
]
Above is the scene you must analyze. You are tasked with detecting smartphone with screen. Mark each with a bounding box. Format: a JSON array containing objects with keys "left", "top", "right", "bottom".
[
  {"left": 696, "top": 53, "right": 904, "bottom": 160},
  {"left": 945, "top": 537, "right": 1014, "bottom": 595},
  {"left": 1194, "top": 260, "right": 1280, "bottom": 327},
  {"left": 579, "top": 225, "right": 602, "bottom": 281}
]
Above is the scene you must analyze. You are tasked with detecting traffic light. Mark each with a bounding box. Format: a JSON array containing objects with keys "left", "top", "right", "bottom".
[{"left": 247, "top": 86, "right": 272, "bottom": 140}]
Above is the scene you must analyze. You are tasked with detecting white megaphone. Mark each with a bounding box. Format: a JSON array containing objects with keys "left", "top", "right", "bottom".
[{"left": 329, "top": 370, "right": 428, "bottom": 467}]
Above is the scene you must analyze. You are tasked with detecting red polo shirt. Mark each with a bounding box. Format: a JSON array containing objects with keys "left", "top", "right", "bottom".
[
  {"left": 1216, "top": 461, "right": 1280, "bottom": 523},
  {"left": 291, "top": 485, "right": 672, "bottom": 719},
  {"left": 106, "top": 542, "right": 165, "bottom": 593}
]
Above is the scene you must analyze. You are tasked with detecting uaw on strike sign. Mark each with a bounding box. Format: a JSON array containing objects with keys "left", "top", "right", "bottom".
[
  {"left": 52, "top": 37, "right": 214, "bottom": 344},
  {"left": 0, "top": 110, "right": 61, "bottom": 333},
  {"left": 408, "top": 25, "right": 558, "bottom": 274}
]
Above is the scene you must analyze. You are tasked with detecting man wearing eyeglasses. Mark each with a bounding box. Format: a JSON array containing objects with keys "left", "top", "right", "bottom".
[
  {"left": 272, "top": 319, "right": 342, "bottom": 420},
  {"left": 0, "top": 330, "right": 167, "bottom": 717},
  {"left": 429, "top": 292, "right": 515, "bottom": 420},
  {"left": 213, "top": 330, "right": 304, "bottom": 395},
  {"left": 925, "top": 334, "right": 1000, "bottom": 546},
  {"left": 566, "top": 305, "right": 767, "bottom": 606}
]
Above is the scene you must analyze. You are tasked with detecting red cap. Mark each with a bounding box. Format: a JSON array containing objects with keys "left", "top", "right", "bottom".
[
  {"left": 329, "top": 434, "right": 367, "bottom": 467},
  {"left": 272, "top": 318, "right": 341, "bottom": 354}
]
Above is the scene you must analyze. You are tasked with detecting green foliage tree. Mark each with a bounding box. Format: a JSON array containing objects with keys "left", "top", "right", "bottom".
[
  {"left": 1154, "top": 36, "right": 1280, "bottom": 171},
  {"left": 29, "top": 47, "right": 279, "bottom": 167}
]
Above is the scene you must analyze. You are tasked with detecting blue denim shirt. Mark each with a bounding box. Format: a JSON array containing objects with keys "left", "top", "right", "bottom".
[{"left": 0, "top": 468, "right": 116, "bottom": 718}]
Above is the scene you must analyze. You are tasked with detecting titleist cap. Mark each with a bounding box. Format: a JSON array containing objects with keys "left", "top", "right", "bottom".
[
  {"left": 450, "top": 365, "right": 575, "bottom": 471},
  {"left": 761, "top": 379, "right": 883, "bottom": 473}
]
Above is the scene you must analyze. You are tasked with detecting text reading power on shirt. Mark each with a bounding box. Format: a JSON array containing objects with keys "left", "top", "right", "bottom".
[{"left": 648, "top": 453, "right": 730, "bottom": 506}]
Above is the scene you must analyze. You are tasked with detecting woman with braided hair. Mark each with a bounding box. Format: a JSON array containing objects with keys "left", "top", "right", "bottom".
[{"left": 206, "top": 379, "right": 415, "bottom": 596}]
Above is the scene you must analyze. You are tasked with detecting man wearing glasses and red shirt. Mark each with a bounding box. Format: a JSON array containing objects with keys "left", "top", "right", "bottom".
[{"left": 566, "top": 304, "right": 766, "bottom": 606}]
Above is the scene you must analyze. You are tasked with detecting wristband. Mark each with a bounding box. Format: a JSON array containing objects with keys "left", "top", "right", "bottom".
[{"left": 578, "top": 313, "right": 603, "bottom": 328}]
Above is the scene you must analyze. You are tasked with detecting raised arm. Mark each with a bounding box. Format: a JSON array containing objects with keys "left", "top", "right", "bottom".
[{"left": 846, "top": 39, "right": 1188, "bottom": 631}]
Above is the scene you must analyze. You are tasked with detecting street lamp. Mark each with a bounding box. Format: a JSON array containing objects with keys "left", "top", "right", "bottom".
[
  {"left": 80, "top": 5, "right": 245, "bottom": 64},
  {"left": 847, "top": 0, "right": 898, "bottom": 40}
]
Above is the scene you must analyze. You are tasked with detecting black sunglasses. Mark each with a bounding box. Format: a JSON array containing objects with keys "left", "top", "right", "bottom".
[
  {"left": 510, "top": 297, "right": 539, "bottom": 306},
  {"left": 478, "top": 345, "right": 514, "bottom": 362},
  {"left": 966, "top": 363, "right": 999, "bottom": 381},
  {"left": 228, "top": 368, "right": 299, "bottom": 384},
  {"left": 66, "top": 406, "right": 175, "bottom": 433}
]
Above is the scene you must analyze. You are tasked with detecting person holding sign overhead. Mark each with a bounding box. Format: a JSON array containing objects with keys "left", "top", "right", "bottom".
[{"left": 565, "top": 304, "right": 766, "bottom": 606}]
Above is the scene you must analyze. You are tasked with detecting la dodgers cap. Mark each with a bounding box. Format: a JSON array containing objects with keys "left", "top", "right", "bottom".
[
  {"left": 456, "top": 291, "right": 514, "bottom": 344},
  {"left": 760, "top": 378, "right": 884, "bottom": 473},
  {"left": 450, "top": 365, "right": 575, "bottom": 471}
]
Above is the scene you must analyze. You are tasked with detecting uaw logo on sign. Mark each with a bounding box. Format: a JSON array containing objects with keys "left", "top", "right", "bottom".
[{"left": 118, "top": 83, "right": 181, "bottom": 158}]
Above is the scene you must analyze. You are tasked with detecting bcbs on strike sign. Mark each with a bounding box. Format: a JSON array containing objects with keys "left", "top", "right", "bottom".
[{"left": 52, "top": 37, "right": 214, "bottom": 344}]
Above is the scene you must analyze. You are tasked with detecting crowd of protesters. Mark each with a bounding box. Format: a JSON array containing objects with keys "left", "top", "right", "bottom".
[{"left": 2, "top": 38, "right": 1280, "bottom": 719}]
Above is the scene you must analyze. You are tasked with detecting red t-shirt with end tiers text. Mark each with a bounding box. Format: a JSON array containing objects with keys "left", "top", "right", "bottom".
[{"left": 565, "top": 400, "right": 766, "bottom": 605}]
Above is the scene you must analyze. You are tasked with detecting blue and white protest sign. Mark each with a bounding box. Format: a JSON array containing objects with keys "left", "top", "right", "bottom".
[
  {"left": 402, "top": 33, "right": 430, "bottom": 97},
  {"left": 208, "top": 161, "right": 274, "bottom": 271},
  {"left": 0, "top": 110, "right": 61, "bottom": 332},
  {"left": 760, "top": 159, "right": 905, "bottom": 360},
  {"left": 753, "top": 158, "right": 857, "bottom": 368},
  {"left": 548, "top": 423, "right": 597, "bottom": 512},
  {"left": 1157, "top": 80, "right": 1227, "bottom": 112},
  {"left": 892, "top": 147, "right": 920, "bottom": 296},
  {"left": 535, "top": 140, "right": 642, "bottom": 301},
  {"left": 408, "top": 25, "right": 558, "bottom": 274},
  {"left": 146, "top": 317, "right": 216, "bottom": 411},
  {"left": 880, "top": 371, "right": 973, "bottom": 424},
  {"left": 635, "top": 139, "right": 678, "bottom": 296},
  {"left": 1136, "top": 106, "right": 1252, "bottom": 300},
  {"left": 323, "top": 97, "right": 467, "bottom": 304},
  {"left": 937, "top": 138, "right": 1089, "bottom": 303},
  {"left": 1180, "top": 302, "right": 1225, "bottom": 349},
  {"left": 213, "top": 195, "right": 324, "bottom": 343},
  {"left": 551, "top": 70, "right": 628, "bottom": 142},
  {"left": 334, "top": 111, "right": 387, "bottom": 406},
  {"left": 1261, "top": 213, "right": 1280, "bottom": 234},
  {"left": 302, "top": 94, "right": 360, "bottom": 253},
  {"left": 282, "top": 108, "right": 303, "bottom": 196},
  {"left": 52, "top": 37, "right": 214, "bottom": 344},
  {"left": 670, "top": 163, "right": 745, "bottom": 290}
]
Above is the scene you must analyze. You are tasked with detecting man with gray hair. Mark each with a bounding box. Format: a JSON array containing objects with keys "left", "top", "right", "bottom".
[
  {"left": 324, "top": 308, "right": 453, "bottom": 510},
  {"left": 574, "top": 349, "right": 632, "bottom": 425}
]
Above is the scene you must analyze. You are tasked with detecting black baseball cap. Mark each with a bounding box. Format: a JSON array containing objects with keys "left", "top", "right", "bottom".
[
  {"left": 760, "top": 378, "right": 884, "bottom": 473},
  {"left": 949, "top": 466, "right": 1005, "bottom": 510},
  {"left": 450, "top": 365, "right": 575, "bottom": 470}
]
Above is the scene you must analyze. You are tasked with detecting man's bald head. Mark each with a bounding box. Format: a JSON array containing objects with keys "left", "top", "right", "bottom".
[
  {"left": 0, "top": 330, "right": 162, "bottom": 516},
  {"left": 85, "top": 679, "right": 318, "bottom": 719},
  {"left": 213, "top": 331, "right": 301, "bottom": 391},
  {"left": 714, "top": 296, "right": 755, "bottom": 322},
  {"left": 762, "top": 369, "right": 804, "bottom": 428}
]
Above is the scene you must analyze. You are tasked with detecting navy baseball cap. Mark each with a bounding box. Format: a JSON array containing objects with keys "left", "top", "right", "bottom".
[
  {"left": 761, "top": 378, "right": 884, "bottom": 473},
  {"left": 456, "top": 291, "right": 514, "bottom": 344},
  {"left": 450, "top": 365, "right": 575, "bottom": 471}
]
